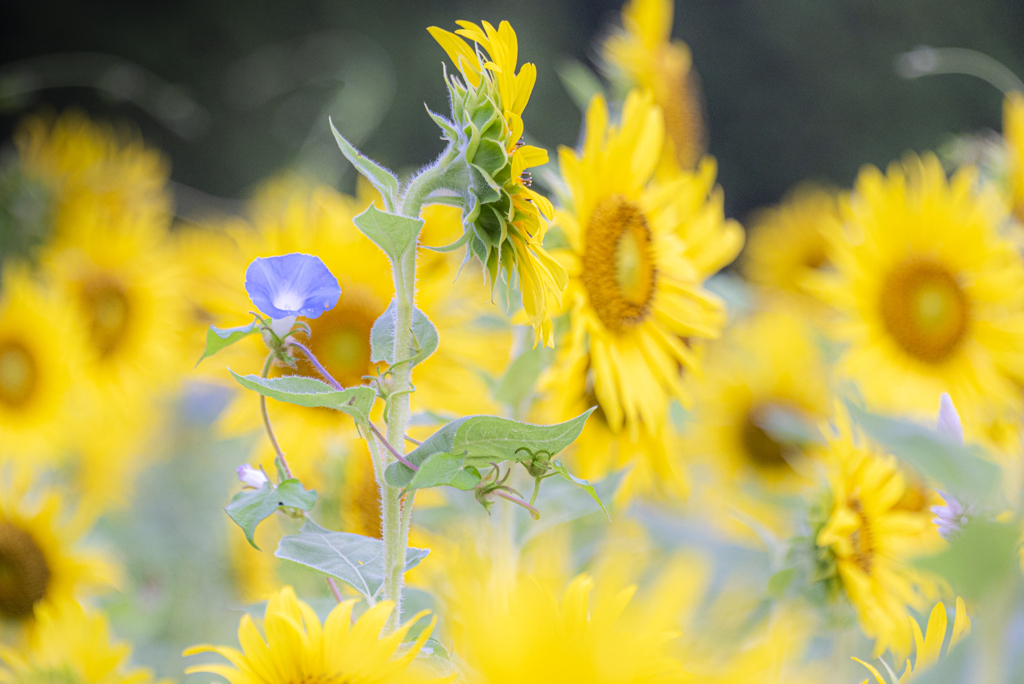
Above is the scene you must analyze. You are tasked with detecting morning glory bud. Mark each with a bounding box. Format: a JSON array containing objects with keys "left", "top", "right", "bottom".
[
  {"left": 236, "top": 464, "right": 268, "bottom": 489},
  {"left": 244, "top": 254, "right": 341, "bottom": 338},
  {"left": 931, "top": 491, "right": 968, "bottom": 539},
  {"left": 936, "top": 392, "right": 964, "bottom": 444}
]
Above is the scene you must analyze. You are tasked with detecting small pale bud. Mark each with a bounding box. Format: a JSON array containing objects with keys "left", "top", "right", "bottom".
[
  {"left": 937, "top": 392, "right": 964, "bottom": 444},
  {"left": 236, "top": 464, "right": 268, "bottom": 489}
]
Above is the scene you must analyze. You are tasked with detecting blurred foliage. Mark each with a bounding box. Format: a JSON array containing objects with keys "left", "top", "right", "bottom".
[{"left": 1, "top": 0, "right": 1023, "bottom": 218}]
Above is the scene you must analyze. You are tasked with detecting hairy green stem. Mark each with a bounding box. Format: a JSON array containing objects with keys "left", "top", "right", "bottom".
[{"left": 379, "top": 154, "right": 456, "bottom": 632}]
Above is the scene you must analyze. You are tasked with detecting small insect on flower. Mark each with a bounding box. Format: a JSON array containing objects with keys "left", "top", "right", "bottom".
[{"left": 244, "top": 253, "right": 341, "bottom": 338}]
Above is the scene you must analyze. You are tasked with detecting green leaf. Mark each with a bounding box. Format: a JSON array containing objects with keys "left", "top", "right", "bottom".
[
  {"left": 493, "top": 348, "right": 545, "bottom": 407},
  {"left": 556, "top": 59, "right": 606, "bottom": 114},
  {"left": 385, "top": 409, "right": 595, "bottom": 488},
  {"left": 330, "top": 118, "right": 399, "bottom": 209},
  {"left": 369, "top": 300, "right": 439, "bottom": 368},
  {"left": 766, "top": 567, "right": 796, "bottom": 600},
  {"left": 275, "top": 519, "right": 429, "bottom": 600},
  {"left": 846, "top": 400, "right": 1001, "bottom": 505},
  {"left": 404, "top": 453, "right": 481, "bottom": 493},
  {"left": 353, "top": 204, "right": 424, "bottom": 264},
  {"left": 915, "top": 518, "right": 1019, "bottom": 602},
  {"left": 549, "top": 459, "right": 609, "bottom": 519},
  {"left": 229, "top": 370, "right": 375, "bottom": 424},
  {"left": 196, "top": 319, "right": 259, "bottom": 366},
  {"left": 226, "top": 479, "right": 317, "bottom": 549}
]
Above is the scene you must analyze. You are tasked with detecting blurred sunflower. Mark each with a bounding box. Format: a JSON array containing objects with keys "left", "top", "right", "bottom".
[
  {"left": 184, "top": 586, "right": 443, "bottom": 684},
  {"left": 1003, "top": 90, "right": 1024, "bottom": 224},
  {"left": 0, "top": 267, "right": 80, "bottom": 460},
  {"left": 740, "top": 186, "right": 842, "bottom": 296},
  {"left": 603, "top": 0, "right": 706, "bottom": 172},
  {"left": 14, "top": 110, "right": 171, "bottom": 243},
  {"left": 855, "top": 597, "right": 970, "bottom": 684},
  {"left": 0, "top": 465, "right": 119, "bottom": 625},
  {"left": 43, "top": 197, "right": 187, "bottom": 405},
  {"left": 814, "top": 413, "right": 942, "bottom": 659},
  {"left": 440, "top": 522, "right": 697, "bottom": 684},
  {"left": 0, "top": 600, "right": 158, "bottom": 684},
  {"left": 193, "top": 181, "right": 508, "bottom": 485},
  {"left": 685, "top": 302, "right": 831, "bottom": 536},
  {"left": 542, "top": 90, "right": 742, "bottom": 499},
  {"left": 808, "top": 154, "right": 1024, "bottom": 424},
  {"left": 429, "top": 20, "right": 567, "bottom": 345}
]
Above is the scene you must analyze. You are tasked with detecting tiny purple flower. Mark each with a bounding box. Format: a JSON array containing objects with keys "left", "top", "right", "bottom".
[
  {"left": 245, "top": 254, "right": 341, "bottom": 337},
  {"left": 237, "top": 464, "right": 269, "bottom": 489},
  {"left": 936, "top": 392, "right": 964, "bottom": 444},
  {"left": 931, "top": 491, "right": 968, "bottom": 539}
]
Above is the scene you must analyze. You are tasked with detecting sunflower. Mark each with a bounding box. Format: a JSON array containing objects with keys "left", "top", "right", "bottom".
[
  {"left": 0, "top": 465, "right": 119, "bottom": 625},
  {"left": 542, "top": 90, "right": 741, "bottom": 495},
  {"left": 0, "top": 267, "right": 80, "bottom": 460},
  {"left": 439, "top": 522, "right": 697, "bottom": 684},
  {"left": 196, "top": 181, "right": 508, "bottom": 486},
  {"left": 1003, "top": 90, "right": 1024, "bottom": 224},
  {"left": 42, "top": 196, "right": 188, "bottom": 406},
  {"left": 184, "top": 586, "right": 444, "bottom": 684},
  {"left": 14, "top": 110, "right": 171, "bottom": 243},
  {"left": 685, "top": 301, "right": 832, "bottom": 536},
  {"left": 603, "top": 0, "right": 706, "bottom": 172},
  {"left": 809, "top": 154, "right": 1024, "bottom": 427},
  {"left": 855, "top": 597, "right": 970, "bottom": 683},
  {"left": 0, "top": 600, "right": 158, "bottom": 684},
  {"left": 814, "top": 413, "right": 943, "bottom": 659},
  {"left": 429, "top": 20, "right": 567, "bottom": 345},
  {"left": 740, "top": 185, "right": 842, "bottom": 296}
]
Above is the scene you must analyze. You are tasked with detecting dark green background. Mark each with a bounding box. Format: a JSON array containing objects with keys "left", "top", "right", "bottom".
[{"left": 1, "top": 0, "right": 1021, "bottom": 220}]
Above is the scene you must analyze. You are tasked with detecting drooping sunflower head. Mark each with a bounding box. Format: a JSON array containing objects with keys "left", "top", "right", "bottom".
[
  {"left": 602, "top": 0, "right": 706, "bottom": 171},
  {"left": 814, "top": 413, "right": 942, "bottom": 659},
  {"left": 809, "top": 153, "right": 1024, "bottom": 417},
  {"left": 0, "top": 466, "right": 119, "bottom": 625},
  {"left": 428, "top": 20, "right": 567, "bottom": 346},
  {"left": 0, "top": 600, "right": 156, "bottom": 684},
  {"left": 741, "top": 185, "right": 842, "bottom": 294},
  {"left": 1003, "top": 90, "right": 1024, "bottom": 224},
  {"left": 185, "top": 586, "right": 443, "bottom": 684},
  {"left": 549, "top": 89, "right": 741, "bottom": 440},
  {"left": 0, "top": 268, "right": 81, "bottom": 459}
]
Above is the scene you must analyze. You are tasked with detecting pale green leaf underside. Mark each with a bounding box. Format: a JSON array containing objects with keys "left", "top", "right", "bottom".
[
  {"left": 275, "top": 519, "right": 429, "bottom": 600},
  {"left": 229, "top": 371, "right": 375, "bottom": 424},
  {"left": 197, "top": 320, "right": 259, "bottom": 366},
  {"left": 226, "top": 479, "right": 317, "bottom": 549},
  {"left": 353, "top": 204, "right": 424, "bottom": 263},
  {"left": 330, "top": 119, "right": 399, "bottom": 208}
]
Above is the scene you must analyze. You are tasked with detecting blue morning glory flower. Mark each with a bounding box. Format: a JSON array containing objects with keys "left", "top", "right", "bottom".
[{"left": 245, "top": 254, "right": 341, "bottom": 337}]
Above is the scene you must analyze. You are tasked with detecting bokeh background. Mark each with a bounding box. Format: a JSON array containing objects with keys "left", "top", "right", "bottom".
[{"left": 3, "top": 0, "right": 1023, "bottom": 221}]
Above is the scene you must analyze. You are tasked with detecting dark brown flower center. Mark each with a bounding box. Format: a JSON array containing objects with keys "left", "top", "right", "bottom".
[
  {"left": 581, "top": 196, "right": 657, "bottom": 333},
  {"left": 879, "top": 257, "right": 969, "bottom": 364},
  {"left": 0, "top": 521, "right": 51, "bottom": 620},
  {"left": 80, "top": 278, "right": 131, "bottom": 358},
  {"left": 740, "top": 404, "right": 794, "bottom": 472},
  {"left": 0, "top": 340, "right": 37, "bottom": 410}
]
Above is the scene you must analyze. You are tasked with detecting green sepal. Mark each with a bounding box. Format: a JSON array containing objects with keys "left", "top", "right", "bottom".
[
  {"left": 196, "top": 318, "right": 260, "bottom": 366},
  {"left": 384, "top": 409, "right": 595, "bottom": 488},
  {"left": 226, "top": 479, "right": 317, "bottom": 549},
  {"left": 369, "top": 300, "right": 439, "bottom": 368},
  {"left": 229, "top": 370, "right": 375, "bottom": 424},
  {"left": 275, "top": 519, "right": 429, "bottom": 601},
  {"left": 352, "top": 204, "right": 425, "bottom": 264},
  {"left": 550, "top": 459, "right": 609, "bottom": 519},
  {"left": 329, "top": 118, "right": 399, "bottom": 211}
]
